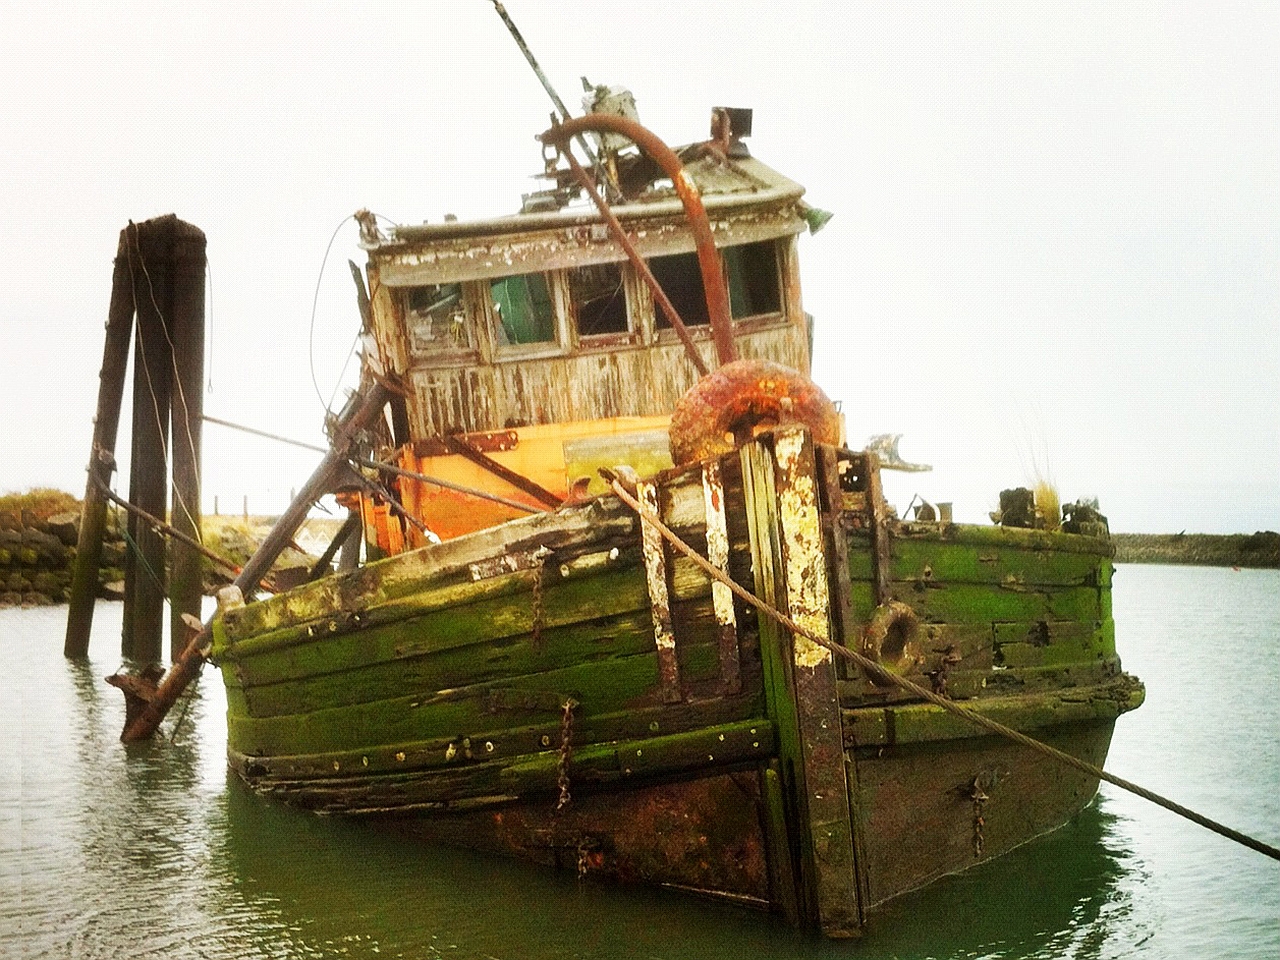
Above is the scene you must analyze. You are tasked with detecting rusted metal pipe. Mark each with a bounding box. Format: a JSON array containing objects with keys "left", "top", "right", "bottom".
[{"left": 539, "top": 114, "right": 737, "bottom": 368}]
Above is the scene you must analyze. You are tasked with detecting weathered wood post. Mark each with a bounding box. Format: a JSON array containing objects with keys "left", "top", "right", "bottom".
[
  {"left": 741, "top": 427, "right": 862, "bottom": 937},
  {"left": 65, "top": 230, "right": 137, "bottom": 658},
  {"left": 66, "top": 215, "right": 207, "bottom": 663},
  {"left": 167, "top": 222, "right": 207, "bottom": 660},
  {"left": 122, "top": 217, "right": 175, "bottom": 663}
]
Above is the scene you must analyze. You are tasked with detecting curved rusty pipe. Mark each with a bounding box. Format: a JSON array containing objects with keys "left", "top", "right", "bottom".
[{"left": 539, "top": 114, "right": 737, "bottom": 368}]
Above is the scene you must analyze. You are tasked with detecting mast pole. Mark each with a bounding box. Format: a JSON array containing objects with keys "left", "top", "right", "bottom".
[{"left": 489, "top": 0, "right": 615, "bottom": 194}]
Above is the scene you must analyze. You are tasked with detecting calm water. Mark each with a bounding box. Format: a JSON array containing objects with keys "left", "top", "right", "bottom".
[{"left": 2, "top": 564, "right": 1277, "bottom": 959}]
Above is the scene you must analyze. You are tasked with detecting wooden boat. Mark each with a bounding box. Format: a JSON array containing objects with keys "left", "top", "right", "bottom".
[{"left": 209, "top": 99, "right": 1143, "bottom": 937}]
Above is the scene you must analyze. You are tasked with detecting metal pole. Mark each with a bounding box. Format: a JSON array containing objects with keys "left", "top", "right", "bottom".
[{"left": 488, "top": 0, "right": 617, "bottom": 195}]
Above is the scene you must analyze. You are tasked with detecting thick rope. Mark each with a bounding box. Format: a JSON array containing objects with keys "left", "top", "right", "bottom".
[{"left": 607, "top": 477, "right": 1280, "bottom": 863}]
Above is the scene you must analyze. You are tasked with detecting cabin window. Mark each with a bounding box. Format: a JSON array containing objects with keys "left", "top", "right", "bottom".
[
  {"left": 405, "top": 283, "right": 471, "bottom": 352},
  {"left": 724, "top": 240, "right": 782, "bottom": 319},
  {"left": 649, "top": 252, "right": 710, "bottom": 328},
  {"left": 491, "top": 273, "right": 557, "bottom": 346},
  {"left": 568, "top": 263, "right": 630, "bottom": 338}
]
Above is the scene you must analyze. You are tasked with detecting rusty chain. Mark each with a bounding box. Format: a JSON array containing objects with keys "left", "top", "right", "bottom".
[
  {"left": 928, "top": 644, "right": 963, "bottom": 696},
  {"left": 531, "top": 551, "right": 547, "bottom": 650},
  {"left": 970, "top": 777, "right": 989, "bottom": 859},
  {"left": 556, "top": 697, "right": 578, "bottom": 812}
]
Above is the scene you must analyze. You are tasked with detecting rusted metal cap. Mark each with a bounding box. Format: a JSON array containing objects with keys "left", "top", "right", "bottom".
[{"left": 668, "top": 359, "right": 842, "bottom": 465}]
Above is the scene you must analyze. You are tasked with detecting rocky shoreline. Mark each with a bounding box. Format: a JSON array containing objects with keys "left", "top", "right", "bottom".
[
  {"left": 1112, "top": 531, "right": 1280, "bottom": 569},
  {"left": 0, "top": 490, "right": 325, "bottom": 608},
  {"left": 0, "top": 507, "right": 85, "bottom": 606}
]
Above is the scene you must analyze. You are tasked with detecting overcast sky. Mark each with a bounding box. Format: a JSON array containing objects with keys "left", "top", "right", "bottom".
[{"left": 1, "top": 0, "right": 1276, "bottom": 533}]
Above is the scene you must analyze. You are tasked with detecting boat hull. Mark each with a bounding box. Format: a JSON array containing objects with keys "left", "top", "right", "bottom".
[{"left": 213, "top": 428, "right": 1142, "bottom": 935}]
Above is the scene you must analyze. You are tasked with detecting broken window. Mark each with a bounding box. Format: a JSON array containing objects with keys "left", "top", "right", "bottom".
[
  {"left": 491, "top": 273, "right": 557, "bottom": 346},
  {"left": 649, "top": 252, "right": 710, "bottom": 329},
  {"left": 724, "top": 240, "right": 782, "bottom": 319},
  {"left": 405, "top": 283, "right": 470, "bottom": 353},
  {"left": 568, "top": 262, "right": 629, "bottom": 338}
]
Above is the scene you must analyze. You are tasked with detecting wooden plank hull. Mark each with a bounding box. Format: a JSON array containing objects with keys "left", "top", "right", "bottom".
[{"left": 212, "top": 430, "right": 1142, "bottom": 935}]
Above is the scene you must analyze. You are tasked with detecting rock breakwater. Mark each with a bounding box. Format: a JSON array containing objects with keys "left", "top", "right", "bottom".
[{"left": 1112, "top": 531, "right": 1280, "bottom": 569}]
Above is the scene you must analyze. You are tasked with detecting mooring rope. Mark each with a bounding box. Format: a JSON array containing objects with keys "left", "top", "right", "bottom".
[
  {"left": 606, "top": 477, "right": 1280, "bottom": 864},
  {"left": 119, "top": 524, "right": 166, "bottom": 597}
]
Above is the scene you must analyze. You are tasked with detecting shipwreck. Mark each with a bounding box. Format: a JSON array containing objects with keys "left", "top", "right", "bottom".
[
  {"left": 185, "top": 92, "right": 1145, "bottom": 937},
  {"left": 73, "top": 74, "right": 1153, "bottom": 934}
]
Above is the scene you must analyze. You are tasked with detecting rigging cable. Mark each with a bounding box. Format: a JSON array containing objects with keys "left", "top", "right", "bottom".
[
  {"left": 308, "top": 213, "right": 357, "bottom": 415},
  {"left": 317, "top": 212, "right": 401, "bottom": 418}
]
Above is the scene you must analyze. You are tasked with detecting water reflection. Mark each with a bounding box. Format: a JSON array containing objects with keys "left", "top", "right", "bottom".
[
  {"left": 214, "top": 778, "right": 1145, "bottom": 960},
  {"left": 861, "top": 798, "right": 1142, "bottom": 960}
]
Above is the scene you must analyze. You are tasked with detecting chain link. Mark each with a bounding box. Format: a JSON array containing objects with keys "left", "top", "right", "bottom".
[
  {"left": 531, "top": 551, "right": 547, "bottom": 650},
  {"left": 970, "top": 777, "right": 989, "bottom": 859},
  {"left": 556, "top": 697, "right": 579, "bottom": 811},
  {"left": 929, "top": 644, "right": 963, "bottom": 696}
]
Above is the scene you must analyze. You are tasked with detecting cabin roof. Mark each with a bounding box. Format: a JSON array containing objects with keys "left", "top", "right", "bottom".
[{"left": 368, "top": 151, "right": 806, "bottom": 250}]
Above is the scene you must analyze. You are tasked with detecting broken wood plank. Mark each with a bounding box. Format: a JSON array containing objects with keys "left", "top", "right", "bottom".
[{"left": 637, "top": 478, "right": 681, "bottom": 703}]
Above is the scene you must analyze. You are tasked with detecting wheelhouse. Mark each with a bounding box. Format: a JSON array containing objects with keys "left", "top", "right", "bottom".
[{"left": 355, "top": 137, "right": 822, "bottom": 544}]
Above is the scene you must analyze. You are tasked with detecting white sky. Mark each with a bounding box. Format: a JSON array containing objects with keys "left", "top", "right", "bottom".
[{"left": 1, "top": 0, "right": 1276, "bottom": 533}]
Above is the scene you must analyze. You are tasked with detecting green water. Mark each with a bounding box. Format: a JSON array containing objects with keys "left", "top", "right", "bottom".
[{"left": 2, "top": 565, "right": 1277, "bottom": 959}]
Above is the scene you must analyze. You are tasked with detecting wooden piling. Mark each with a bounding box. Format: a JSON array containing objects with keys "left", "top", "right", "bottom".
[
  {"left": 65, "top": 230, "right": 137, "bottom": 658},
  {"left": 122, "top": 218, "right": 175, "bottom": 664},
  {"left": 167, "top": 222, "right": 207, "bottom": 660},
  {"left": 67, "top": 215, "right": 207, "bottom": 663}
]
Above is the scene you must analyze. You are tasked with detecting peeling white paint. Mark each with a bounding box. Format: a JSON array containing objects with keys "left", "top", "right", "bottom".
[{"left": 774, "top": 429, "right": 832, "bottom": 669}]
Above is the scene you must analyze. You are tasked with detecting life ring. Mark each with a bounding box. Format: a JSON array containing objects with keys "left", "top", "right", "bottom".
[
  {"left": 668, "top": 359, "right": 842, "bottom": 465},
  {"left": 862, "top": 600, "right": 923, "bottom": 679}
]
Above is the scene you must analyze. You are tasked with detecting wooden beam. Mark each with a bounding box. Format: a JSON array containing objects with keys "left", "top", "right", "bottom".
[
  {"left": 701, "top": 460, "right": 740, "bottom": 692},
  {"left": 771, "top": 429, "right": 860, "bottom": 936},
  {"left": 742, "top": 429, "right": 860, "bottom": 936},
  {"left": 443, "top": 435, "right": 563, "bottom": 508},
  {"left": 636, "top": 478, "right": 680, "bottom": 703},
  {"left": 815, "top": 444, "right": 870, "bottom": 924}
]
